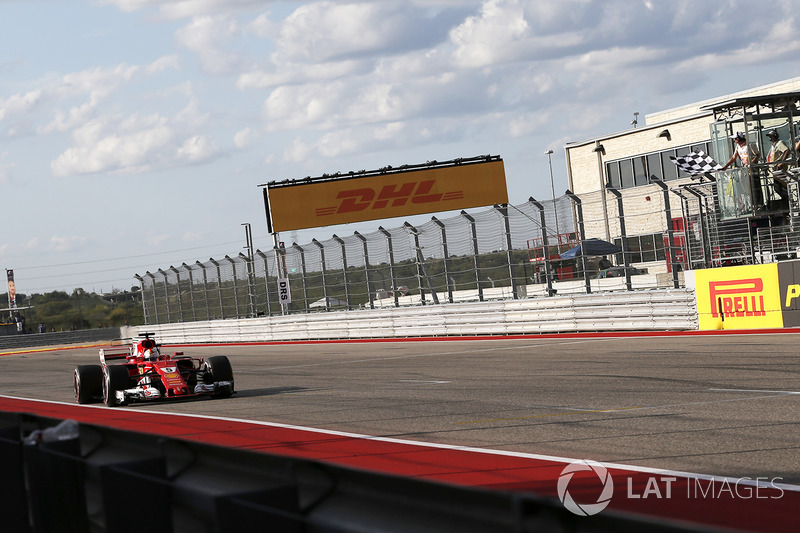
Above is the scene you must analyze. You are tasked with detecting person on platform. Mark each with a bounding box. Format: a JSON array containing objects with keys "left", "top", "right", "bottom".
[{"left": 722, "top": 132, "right": 763, "bottom": 209}]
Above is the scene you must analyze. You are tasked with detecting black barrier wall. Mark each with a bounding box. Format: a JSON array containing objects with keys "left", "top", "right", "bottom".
[
  {"left": 0, "top": 327, "right": 121, "bottom": 351},
  {"left": 0, "top": 412, "right": 704, "bottom": 533}
]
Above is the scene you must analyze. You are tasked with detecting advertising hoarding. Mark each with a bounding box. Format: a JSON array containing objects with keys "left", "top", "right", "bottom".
[{"left": 266, "top": 159, "right": 508, "bottom": 233}]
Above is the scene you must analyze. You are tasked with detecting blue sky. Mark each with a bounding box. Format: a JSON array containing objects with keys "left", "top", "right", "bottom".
[{"left": 2, "top": 0, "right": 800, "bottom": 294}]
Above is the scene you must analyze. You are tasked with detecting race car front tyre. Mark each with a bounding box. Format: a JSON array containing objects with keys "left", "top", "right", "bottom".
[
  {"left": 205, "top": 356, "right": 234, "bottom": 397},
  {"left": 74, "top": 365, "right": 103, "bottom": 404},
  {"left": 103, "top": 365, "right": 130, "bottom": 407}
]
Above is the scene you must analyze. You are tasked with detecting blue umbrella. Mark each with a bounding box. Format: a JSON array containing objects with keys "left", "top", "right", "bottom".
[{"left": 559, "top": 238, "right": 621, "bottom": 259}]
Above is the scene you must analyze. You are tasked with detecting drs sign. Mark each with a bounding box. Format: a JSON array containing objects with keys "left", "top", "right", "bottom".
[{"left": 277, "top": 278, "right": 291, "bottom": 305}]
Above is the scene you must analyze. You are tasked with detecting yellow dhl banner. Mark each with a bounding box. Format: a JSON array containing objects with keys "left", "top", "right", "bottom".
[
  {"left": 267, "top": 160, "right": 508, "bottom": 233},
  {"left": 692, "top": 264, "right": 783, "bottom": 330}
]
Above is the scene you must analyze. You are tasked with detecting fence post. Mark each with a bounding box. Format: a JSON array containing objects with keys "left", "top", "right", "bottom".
[
  {"left": 494, "top": 204, "right": 517, "bottom": 299},
  {"left": 242, "top": 223, "right": 256, "bottom": 317},
  {"left": 378, "top": 227, "right": 399, "bottom": 308},
  {"left": 461, "top": 211, "right": 484, "bottom": 302},
  {"left": 237, "top": 253, "right": 255, "bottom": 317},
  {"left": 333, "top": 235, "right": 350, "bottom": 309},
  {"left": 196, "top": 261, "right": 211, "bottom": 320},
  {"left": 651, "top": 177, "right": 681, "bottom": 289},
  {"left": 181, "top": 263, "right": 197, "bottom": 322},
  {"left": 254, "top": 251, "right": 271, "bottom": 317},
  {"left": 157, "top": 269, "right": 172, "bottom": 323},
  {"left": 529, "top": 198, "right": 554, "bottom": 296},
  {"left": 670, "top": 190, "right": 694, "bottom": 269},
  {"left": 404, "top": 222, "right": 439, "bottom": 305},
  {"left": 146, "top": 272, "right": 158, "bottom": 324},
  {"left": 210, "top": 259, "right": 224, "bottom": 320},
  {"left": 291, "top": 243, "right": 309, "bottom": 312},
  {"left": 134, "top": 274, "right": 148, "bottom": 325},
  {"left": 605, "top": 185, "right": 632, "bottom": 291},
  {"left": 312, "top": 239, "right": 329, "bottom": 311},
  {"left": 431, "top": 217, "right": 453, "bottom": 303},
  {"left": 224, "top": 256, "right": 241, "bottom": 318},
  {"left": 682, "top": 187, "right": 710, "bottom": 267},
  {"left": 565, "top": 190, "right": 591, "bottom": 294},
  {"left": 170, "top": 266, "right": 185, "bottom": 322},
  {"left": 354, "top": 232, "right": 374, "bottom": 309}
]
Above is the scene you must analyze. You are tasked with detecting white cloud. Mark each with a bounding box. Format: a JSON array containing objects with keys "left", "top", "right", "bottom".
[
  {"left": 37, "top": 58, "right": 178, "bottom": 136},
  {"left": 450, "top": 0, "right": 529, "bottom": 68},
  {"left": 47, "top": 235, "right": 89, "bottom": 253},
  {"left": 0, "top": 90, "right": 43, "bottom": 122},
  {"left": 233, "top": 127, "right": 257, "bottom": 148},
  {"left": 182, "top": 231, "right": 206, "bottom": 242},
  {"left": 99, "top": 0, "right": 266, "bottom": 19},
  {"left": 246, "top": 12, "right": 277, "bottom": 38},
  {"left": 145, "top": 55, "right": 181, "bottom": 74},
  {"left": 284, "top": 138, "right": 313, "bottom": 163},
  {"left": 144, "top": 232, "right": 172, "bottom": 247},
  {"left": 237, "top": 59, "right": 365, "bottom": 90},
  {"left": 175, "top": 15, "right": 245, "bottom": 74},
  {"left": 176, "top": 134, "right": 219, "bottom": 162},
  {"left": 278, "top": 2, "right": 410, "bottom": 62},
  {"left": 50, "top": 108, "right": 219, "bottom": 177}
]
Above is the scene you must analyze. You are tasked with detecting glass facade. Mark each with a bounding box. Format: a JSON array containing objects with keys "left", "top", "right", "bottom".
[{"left": 606, "top": 141, "right": 713, "bottom": 189}]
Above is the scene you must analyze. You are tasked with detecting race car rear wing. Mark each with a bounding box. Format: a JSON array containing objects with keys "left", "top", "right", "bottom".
[{"left": 99, "top": 347, "right": 132, "bottom": 365}]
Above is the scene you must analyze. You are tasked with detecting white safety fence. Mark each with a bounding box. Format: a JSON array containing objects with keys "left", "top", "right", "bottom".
[{"left": 125, "top": 288, "right": 698, "bottom": 344}]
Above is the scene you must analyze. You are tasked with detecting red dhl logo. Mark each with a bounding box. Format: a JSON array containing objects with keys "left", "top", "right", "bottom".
[
  {"left": 709, "top": 278, "right": 766, "bottom": 318},
  {"left": 316, "top": 180, "right": 463, "bottom": 216}
]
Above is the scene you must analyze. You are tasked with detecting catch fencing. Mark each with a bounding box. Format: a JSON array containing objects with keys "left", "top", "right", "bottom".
[{"left": 135, "top": 193, "right": 698, "bottom": 325}]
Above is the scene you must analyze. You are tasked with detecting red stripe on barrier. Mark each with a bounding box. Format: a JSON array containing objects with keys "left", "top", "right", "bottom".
[
  {"left": 161, "top": 327, "right": 800, "bottom": 349},
  {"left": 1, "top": 396, "right": 796, "bottom": 532}
]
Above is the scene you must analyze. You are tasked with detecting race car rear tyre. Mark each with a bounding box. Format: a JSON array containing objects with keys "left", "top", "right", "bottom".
[
  {"left": 103, "top": 365, "right": 130, "bottom": 407},
  {"left": 74, "top": 365, "right": 103, "bottom": 404},
  {"left": 205, "top": 356, "right": 234, "bottom": 397}
]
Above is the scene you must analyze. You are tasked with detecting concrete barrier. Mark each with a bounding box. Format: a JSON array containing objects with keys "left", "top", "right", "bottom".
[{"left": 132, "top": 289, "right": 698, "bottom": 345}]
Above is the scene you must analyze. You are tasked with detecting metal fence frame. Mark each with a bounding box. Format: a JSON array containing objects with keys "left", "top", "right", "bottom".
[{"left": 137, "top": 193, "right": 696, "bottom": 325}]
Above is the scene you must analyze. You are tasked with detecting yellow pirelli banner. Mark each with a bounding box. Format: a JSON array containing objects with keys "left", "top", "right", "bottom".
[
  {"left": 688, "top": 264, "right": 783, "bottom": 330},
  {"left": 266, "top": 159, "right": 509, "bottom": 233}
]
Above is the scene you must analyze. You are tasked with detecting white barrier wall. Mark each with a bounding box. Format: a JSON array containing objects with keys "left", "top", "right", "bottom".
[{"left": 125, "top": 289, "right": 698, "bottom": 344}]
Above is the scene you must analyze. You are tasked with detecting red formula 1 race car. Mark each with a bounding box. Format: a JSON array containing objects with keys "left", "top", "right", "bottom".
[{"left": 73, "top": 333, "right": 234, "bottom": 407}]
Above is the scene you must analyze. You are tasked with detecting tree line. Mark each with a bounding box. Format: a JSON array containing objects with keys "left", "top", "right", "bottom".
[{"left": 1, "top": 288, "right": 144, "bottom": 333}]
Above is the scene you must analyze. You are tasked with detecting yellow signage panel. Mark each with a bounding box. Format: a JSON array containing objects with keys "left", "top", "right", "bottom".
[
  {"left": 692, "top": 264, "right": 783, "bottom": 330},
  {"left": 267, "top": 160, "right": 508, "bottom": 233}
]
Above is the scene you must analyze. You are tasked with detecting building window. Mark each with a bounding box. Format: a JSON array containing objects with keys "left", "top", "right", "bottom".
[
  {"left": 660, "top": 151, "right": 679, "bottom": 181},
  {"left": 634, "top": 156, "right": 648, "bottom": 186},
  {"left": 620, "top": 159, "right": 634, "bottom": 188},
  {"left": 608, "top": 162, "right": 621, "bottom": 189},
  {"left": 613, "top": 233, "right": 668, "bottom": 264},
  {"left": 606, "top": 141, "right": 712, "bottom": 189}
]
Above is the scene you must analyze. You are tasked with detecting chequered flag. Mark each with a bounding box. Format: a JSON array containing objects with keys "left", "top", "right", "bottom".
[{"left": 669, "top": 150, "right": 723, "bottom": 176}]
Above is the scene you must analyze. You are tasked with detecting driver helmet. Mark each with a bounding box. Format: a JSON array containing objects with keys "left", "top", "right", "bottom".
[{"left": 143, "top": 348, "right": 157, "bottom": 361}]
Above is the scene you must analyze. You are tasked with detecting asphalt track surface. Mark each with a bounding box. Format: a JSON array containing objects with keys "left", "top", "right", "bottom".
[{"left": 1, "top": 331, "right": 799, "bottom": 531}]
